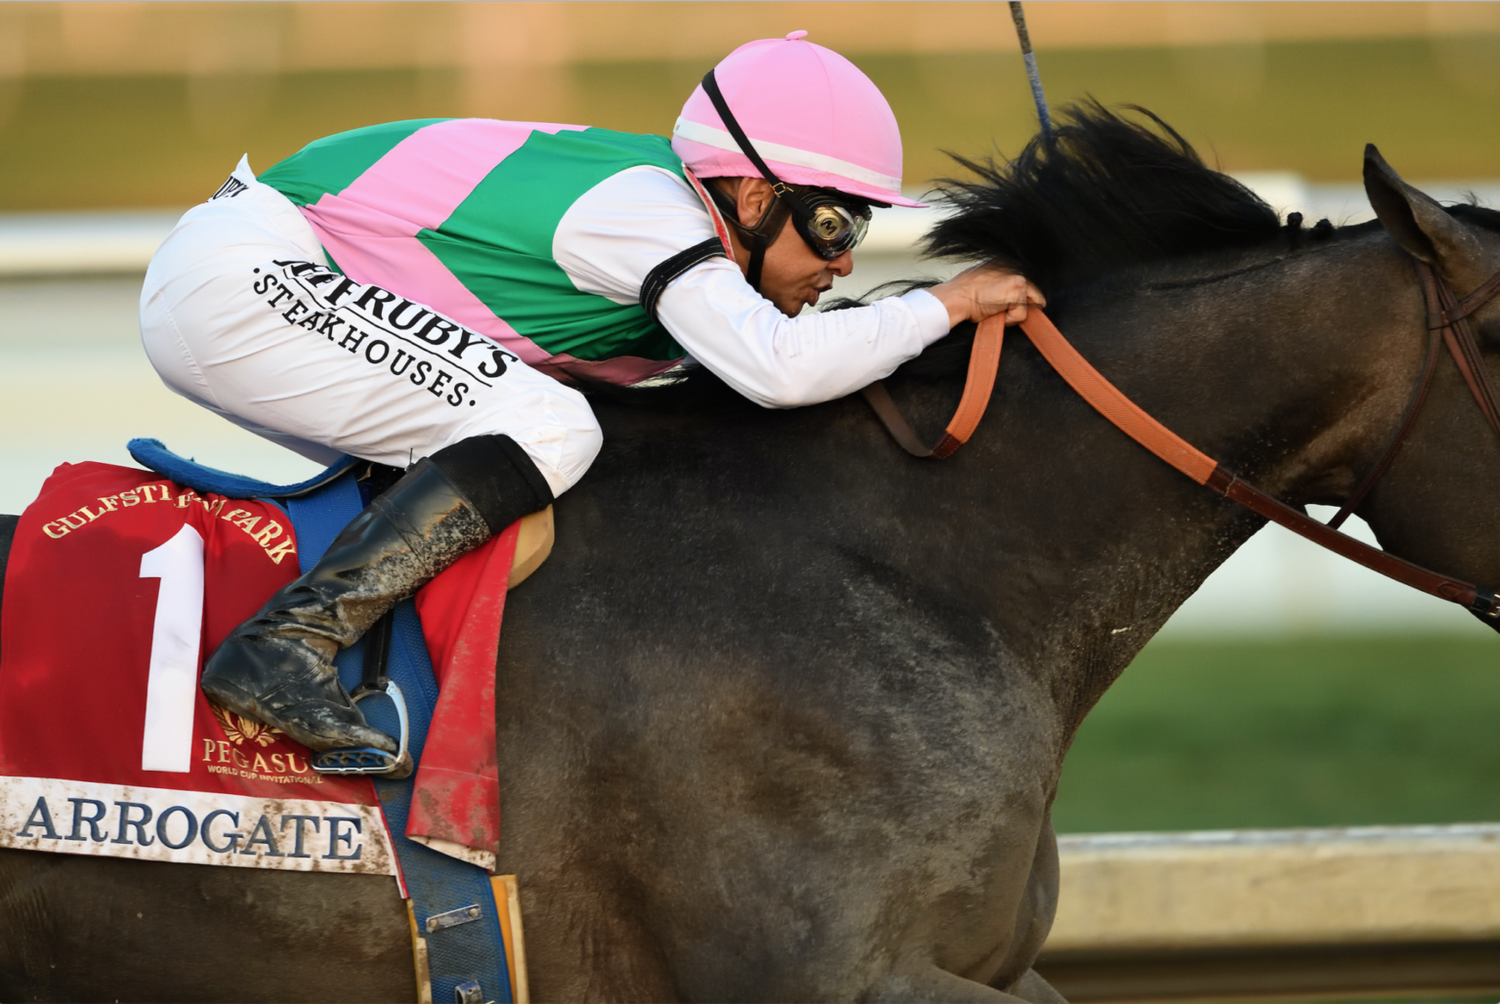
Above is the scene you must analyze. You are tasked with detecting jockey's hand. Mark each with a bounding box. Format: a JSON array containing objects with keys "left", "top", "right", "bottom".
[{"left": 929, "top": 264, "right": 1046, "bottom": 329}]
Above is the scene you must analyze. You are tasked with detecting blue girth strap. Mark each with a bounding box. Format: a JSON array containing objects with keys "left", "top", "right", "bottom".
[{"left": 129, "top": 440, "right": 513, "bottom": 1004}]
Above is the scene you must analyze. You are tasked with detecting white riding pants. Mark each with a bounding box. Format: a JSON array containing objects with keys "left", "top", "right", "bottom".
[{"left": 139, "top": 158, "right": 601, "bottom": 496}]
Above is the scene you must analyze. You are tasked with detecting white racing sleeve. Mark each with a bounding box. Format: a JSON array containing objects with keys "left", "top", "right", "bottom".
[{"left": 554, "top": 165, "right": 953, "bottom": 408}]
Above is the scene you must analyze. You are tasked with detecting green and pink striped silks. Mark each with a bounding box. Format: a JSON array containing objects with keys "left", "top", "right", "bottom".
[{"left": 260, "top": 118, "right": 692, "bottom": 385}]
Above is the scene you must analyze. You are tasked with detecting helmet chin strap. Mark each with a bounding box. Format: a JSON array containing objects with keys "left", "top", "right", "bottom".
[
  {"left": 745, "top": 199, "right": 790, "bottom": 291},
  {"left": 705, "top": 178, "right": 788, "bottom": 293},
  {"left": 747, "top": 242, "right": 766, "bottom": 292}
]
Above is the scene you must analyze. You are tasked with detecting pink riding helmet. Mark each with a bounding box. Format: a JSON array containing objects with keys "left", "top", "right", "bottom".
[{"left": 672, "top": 31, "right": 928, "bottom": 209}]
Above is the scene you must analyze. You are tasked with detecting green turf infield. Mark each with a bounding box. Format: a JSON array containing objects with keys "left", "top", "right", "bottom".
[{"left": 1052, "top": 634, "right": 1500, "bottom": 834}]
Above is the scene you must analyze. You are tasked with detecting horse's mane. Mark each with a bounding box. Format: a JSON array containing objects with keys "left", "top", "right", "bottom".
[
  {"left": 1450, "top": 202, "right": 1500, "bottom": 234},
  {"left": 923, "top": 101, "right": 1282, "bottom": 296}
]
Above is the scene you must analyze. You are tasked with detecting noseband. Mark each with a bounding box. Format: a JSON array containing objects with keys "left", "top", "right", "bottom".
[{"left": 863, "top": 253, "right": 1500, "bottom": 629}]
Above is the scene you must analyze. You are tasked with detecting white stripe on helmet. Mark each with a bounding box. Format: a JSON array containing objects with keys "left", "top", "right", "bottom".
[{"left": 672, "top": 117, "right": 902, "bottom": 195}]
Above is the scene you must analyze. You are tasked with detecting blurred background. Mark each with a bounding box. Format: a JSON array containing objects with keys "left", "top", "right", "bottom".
[{"left": 2, "top": 2, "right": 1499, "bottom": 838}]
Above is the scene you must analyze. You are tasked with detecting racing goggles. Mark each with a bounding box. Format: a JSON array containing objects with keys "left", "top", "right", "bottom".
[
  {"left": 700, "top": 69, "right": 875, "bottom": 260},
  {"left": 787, "top": 189, "right": 873, "bottom": 260}
]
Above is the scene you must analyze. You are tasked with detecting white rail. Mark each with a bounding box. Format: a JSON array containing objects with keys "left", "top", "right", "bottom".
[
  {"left": 1, "top": 176, "right": 1494, "bottom": 277},
  {"left": 0, "top": 209, "right": 182, "bottom": 277},
  {"left": 1042, "top": 823, "right": 1500, "bottom": 999}
]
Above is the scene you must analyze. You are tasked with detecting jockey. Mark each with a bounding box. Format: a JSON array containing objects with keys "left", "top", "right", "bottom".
[{"left": 140, "top": 31, "right": 1043, "bottom": 758}]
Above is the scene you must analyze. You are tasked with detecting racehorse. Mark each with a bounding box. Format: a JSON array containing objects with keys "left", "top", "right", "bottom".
[{"left": 3, "top": 105, "right": 1499, "bottom": 1002}]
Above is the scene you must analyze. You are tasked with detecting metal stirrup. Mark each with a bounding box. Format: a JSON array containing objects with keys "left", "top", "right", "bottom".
[{"left": 311, "top": 612, "right": 413, "bottom": 777}]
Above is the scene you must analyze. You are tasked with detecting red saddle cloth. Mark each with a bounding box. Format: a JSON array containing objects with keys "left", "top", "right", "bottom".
[
  {"left": 0, "top": 461, "right": 512, "bottom": 877},
  {"left": 410, "top": 528, "right": 516, "bottom": 870}
]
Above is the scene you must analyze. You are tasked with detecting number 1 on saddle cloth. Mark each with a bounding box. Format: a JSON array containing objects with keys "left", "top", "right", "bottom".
[{"left": 138, "top": 525, "right": 206, "bottom": 774}]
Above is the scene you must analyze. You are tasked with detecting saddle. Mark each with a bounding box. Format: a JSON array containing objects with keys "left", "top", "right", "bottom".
[{"left": 123, "top": 439, "right": 543, "bottom": 1003}]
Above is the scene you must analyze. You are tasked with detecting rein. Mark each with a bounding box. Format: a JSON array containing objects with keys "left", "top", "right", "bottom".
[{"left": 862, "top": 257, "right": 1500, "bottom": 626}]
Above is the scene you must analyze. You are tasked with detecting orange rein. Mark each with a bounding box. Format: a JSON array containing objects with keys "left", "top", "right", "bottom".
[{"left": 861, "top": 305, "right": 1500, "bottom": 622}]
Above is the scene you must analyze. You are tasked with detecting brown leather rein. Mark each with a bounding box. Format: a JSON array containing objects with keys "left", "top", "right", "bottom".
[{"left": 862, "top": 257, "right": 1500, "bottom": 626}]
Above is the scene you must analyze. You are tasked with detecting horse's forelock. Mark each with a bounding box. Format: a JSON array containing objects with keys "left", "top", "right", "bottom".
[{"left": 921, "top": 101, "right": 1283, "bottom": 296}]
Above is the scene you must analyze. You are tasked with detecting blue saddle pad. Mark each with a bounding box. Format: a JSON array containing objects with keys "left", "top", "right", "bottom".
[{"left": 127, "top": 438, "right": 361, "bottom": 499}]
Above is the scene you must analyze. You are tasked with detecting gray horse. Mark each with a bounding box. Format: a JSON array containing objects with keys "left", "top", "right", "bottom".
[{"left": 2, "top": 106, "right": 1498, "bottom": 1002}]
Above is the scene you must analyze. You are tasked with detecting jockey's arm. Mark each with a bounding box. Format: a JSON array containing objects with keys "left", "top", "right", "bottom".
[
  {"left": 658, "top": 261, "right": 951, "bottom": 408},
  {"left": 554, "top": 166, "right": 955, "bottom": 409}
]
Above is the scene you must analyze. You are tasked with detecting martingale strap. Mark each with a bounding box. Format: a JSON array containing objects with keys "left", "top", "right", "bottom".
[{"left": 861, "top": 317, "right": 1005, "bottom": 458}]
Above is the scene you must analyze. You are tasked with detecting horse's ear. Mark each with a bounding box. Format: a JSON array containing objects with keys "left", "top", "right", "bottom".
[{"left": 1364, "top": 144, "right": 1479, "bottom": 268}]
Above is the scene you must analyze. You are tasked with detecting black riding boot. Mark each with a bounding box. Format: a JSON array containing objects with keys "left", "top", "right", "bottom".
[{"left": 200, "top": 435, "right": 553, "bottom": 753}]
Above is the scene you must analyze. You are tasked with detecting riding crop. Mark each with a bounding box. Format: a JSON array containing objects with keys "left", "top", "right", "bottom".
[{"left": 1007, "top": 1, "right": 1054, "bottom": 137}]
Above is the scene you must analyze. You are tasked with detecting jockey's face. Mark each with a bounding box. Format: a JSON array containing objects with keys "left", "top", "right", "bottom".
[{"left": 721, "top": 177, "right": 855, "bottom": 317}]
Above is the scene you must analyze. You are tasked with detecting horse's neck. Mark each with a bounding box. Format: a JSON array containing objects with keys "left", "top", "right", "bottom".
[
  {"left": 586, "top": 234, "right": 1412, "bottom": 748},
  {"left": 908, "top": 233, "right": 1417, "bottom": 737}
]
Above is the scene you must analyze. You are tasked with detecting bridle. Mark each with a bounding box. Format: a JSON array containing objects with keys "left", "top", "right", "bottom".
[
  {"left": 863, "top": 252, "right": 1500, "bottom": 629},
  {"left": 1325, "top": 260, "right": 1500, "bottom": 530}
]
